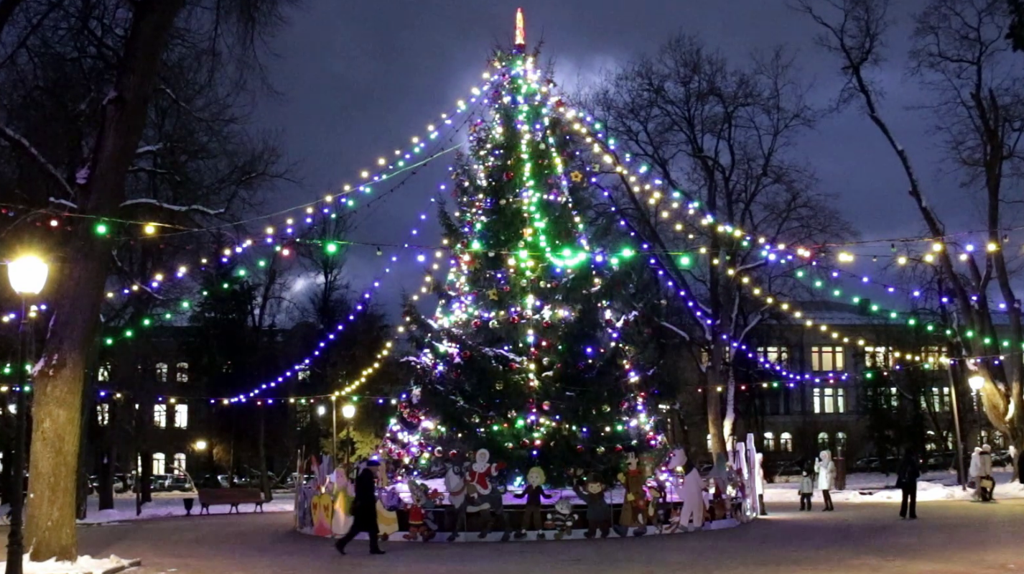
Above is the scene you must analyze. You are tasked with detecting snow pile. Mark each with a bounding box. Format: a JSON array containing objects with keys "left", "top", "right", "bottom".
[
  {"left": 0, "top": 554, "right": 138, "bottom": 574},
  {"left": 764, "top": 470, "right": 1024, "bottom": 504},
  {"left": 75, "top": 494, "right": 292, "bottom": 525}
]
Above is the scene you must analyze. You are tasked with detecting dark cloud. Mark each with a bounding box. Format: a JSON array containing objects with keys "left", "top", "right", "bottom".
[{"left": 257, "top": 0, "right": 983, "bottom": 308}]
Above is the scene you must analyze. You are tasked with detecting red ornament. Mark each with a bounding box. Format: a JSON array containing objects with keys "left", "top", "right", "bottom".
[
  {"left": 504, "top": 171, "right": 515, "bottom": 181},
  {"left": 509, "top": 363, "right": 518, "bottom": 370},
  {"left": 510, "top": 316, "right": 520, "bottom": 324},
  {"left": 472, "top": 320, "right": 482, "bottom": 329},
  {"left": 461, "top": 350, "right": 471, "bottom": 359}
]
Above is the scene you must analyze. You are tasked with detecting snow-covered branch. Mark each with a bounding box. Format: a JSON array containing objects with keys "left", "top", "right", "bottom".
[
  {"left": 135, "top": 144, "right": 164, "bottom": 156},
  {"left": 119, "top": 198, "right": 225, "bottom": 216},
  {"left": 48, "top": 198, "right": 79, "bottom": 210},
  {"left": 659, "top": 320, "right": 691, "bottom": 341},
  {"left": 0, "top": 123, "right": 76, "bottom": 197}
]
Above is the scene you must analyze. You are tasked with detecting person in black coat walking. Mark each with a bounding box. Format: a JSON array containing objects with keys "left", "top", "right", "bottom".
[
  {"left": 897, "top": 451, "right": 920, "bottom": 520},
  {"left": 335, "top": 461, "right": 385, "bottom": 555}
]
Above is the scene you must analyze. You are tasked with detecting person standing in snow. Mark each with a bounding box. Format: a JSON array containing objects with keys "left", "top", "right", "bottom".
[
  {"left": 896, "top": 450, "right": 920, "bottom": 520},
  {"left": 798, "top": 470, "right": 813, "bottom": 511},
  {"left": 969, "top": 447, "right": 983, "bottom": 501},
  {"left": 756, "top": 452, "right": 767, "bottom": 516},
  {"left": 979, "top": 444, "right": 994, "bottom": 501},
  {"left": 815, "top": 450, "right": 836, "bottom": 511},
  {"left": 335, "top": 461, "right": 385, "bottom": 556}
]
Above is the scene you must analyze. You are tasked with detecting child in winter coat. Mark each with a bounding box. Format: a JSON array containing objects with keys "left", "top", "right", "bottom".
[{"left": 798, "top": 470, "right": 813, "bottom": 511}]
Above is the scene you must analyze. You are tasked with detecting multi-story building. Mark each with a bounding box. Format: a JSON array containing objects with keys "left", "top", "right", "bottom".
[{"left": 732, "top": 300, "right": 1006, "bottom": 471}]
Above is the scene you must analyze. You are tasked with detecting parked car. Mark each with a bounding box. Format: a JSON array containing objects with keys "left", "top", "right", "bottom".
[
  {"left": 926, "top": 452, "right": 955, "bottom": 471},
  {"left": 854, "top": 457, "right": 878, "bottom": 472},
  {"left": 150, "top": 474, "right": 173, "bottom": 491},
  {"left": 166, "top": 476, "right": 193, "bottom": 492},
  {"left": 772, "top": 461, "right": 804, "bottom": 482}
]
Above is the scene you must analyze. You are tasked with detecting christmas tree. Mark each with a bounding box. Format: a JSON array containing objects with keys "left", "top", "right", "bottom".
[{"left": 383, "top": 11, "right": 656, "bottom": 483}]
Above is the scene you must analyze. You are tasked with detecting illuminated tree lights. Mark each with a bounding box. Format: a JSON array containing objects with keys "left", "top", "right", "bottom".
[{"left": 382, "top": 37, "right": 658, "bottom": 476}]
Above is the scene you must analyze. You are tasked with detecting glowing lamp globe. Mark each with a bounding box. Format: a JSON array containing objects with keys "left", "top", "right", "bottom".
[
  {"left": 8, "top": 255, "right": 48, "bottom": 296},
  {"left": 194, "top": 440, "right": 208, "bottom": 451},
  {"left": 341, "top": 404, "right": 356, "bottom": 419},
  {"left": 968, "top": 376, "right": 985, "bottom": 392}
]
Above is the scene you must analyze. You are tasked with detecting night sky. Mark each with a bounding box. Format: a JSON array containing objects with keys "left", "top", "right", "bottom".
[{"left": 256, "top": 0, "right": 984, "bottom": 310}]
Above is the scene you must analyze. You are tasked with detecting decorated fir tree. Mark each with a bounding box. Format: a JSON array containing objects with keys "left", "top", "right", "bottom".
[{"left": 383, "top": 11, "right": 656, "bottom": 483}]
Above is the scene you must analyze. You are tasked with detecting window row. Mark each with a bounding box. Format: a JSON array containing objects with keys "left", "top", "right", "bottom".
[
  {"left": 97, "top": 362, "right": 190, "bottom": 383},
  {"left": 757, "top": 345, "right": 949, "bottom": 372},
  {"left": 762, "top": 431, "right": 847, "bottom": 453},
  {"left": 96, "top": 403, "right": 188, "bottom": 429},
  {"left": 151, "top": 453, "right": 187, "bottom": 476}
]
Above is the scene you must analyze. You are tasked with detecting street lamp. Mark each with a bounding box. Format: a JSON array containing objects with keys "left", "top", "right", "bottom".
[
  {"left": 341, "top": 404, "right": 356, "bottom": 470},
  {"left": 194, "top": 440, "right": 208, "bottom": 451},
  {"left": 968, "top": 375, "right": 985, "bottom": 392},
  {"left": 6, "top": 255, "right": 48, "bottom": 574}
]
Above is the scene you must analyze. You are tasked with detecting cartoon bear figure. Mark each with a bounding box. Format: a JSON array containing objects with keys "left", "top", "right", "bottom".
[{"left": 545, "top": 498, "right": 577, "bottom": 540}]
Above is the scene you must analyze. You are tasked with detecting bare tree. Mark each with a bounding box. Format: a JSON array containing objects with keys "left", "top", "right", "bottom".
[
  {"left": 0, "top": 0, "right": 296, "bottom": 561},
  {"left": 795, "top": 0, "right": 1024, "bottom": 482},
  {"left": 587, "top": 34, "right": 855, "bottom": 466}
]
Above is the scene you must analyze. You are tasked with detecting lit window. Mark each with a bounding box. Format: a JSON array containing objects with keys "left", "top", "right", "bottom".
[
  {"left": 817, "top": 432, "right": 830, "bottom": 450},
  {"left": 175, "top": 362, "right": 189, "bottom": 383},
  {"left": 173, "top": 404, "right": 188, "bottom": 429},
  {"left": 890, "top": 387, "right": 899, "bottom": 409},
  {"left": 154, "top": 404, "right": 167, "bottom": 429},
  {"left": 942, "top": 387, "right": 951, "bottom": 412},
  {"left": 836, "top": 432, "right": 847, "bottom": 452},
  {"left": 96, "top": 404, "right": 109, "bottom": 426},
  {"left": 813, "top": 388, "right": 822, "bottom": 414},
  {"left": 811, "top": 346, "right": 845, "bottom": 372},
  {"left": 864, "top": 346, "right": 894, "bottom": 368},
  {"left": 921, "top": 346, "right": 944, "bottom": 366},
  {"left": 836, "top": 388, "right": 846, "bottom": 413},
  {"left": 98, "top": 364, "right": 111, "bottom": 382},
  {"left": 155, "top": 363, "right": 168, "bottom": 383},
  {"left": 706, "top": 433, "right": 712, "bottom": 452},
  {"left": 824, "top": 387, "right": 835, "bottom": 414},
  {"left": 993, "top": 431, "right": 1005, "bottom": 448},
  {"left": 763, "top": 432, "right": 776, "bottom": 452},
  {"left": 780, "top": 432, "right": 793, "bottom": 453},
  {"left": 757, "top": 346, "right": 789, "bottom": 368},
  {"left": 298, "top": 366, "right": 310, "bottom": 381},
  {"left": 173, "top": 453, "right": 186, "bottom": 476},
  {"left": 979, "top": 429, "right": 989, "bottom": 446},
  {"left": 152, "top": 453, "right": 166, "bottom": 475}
]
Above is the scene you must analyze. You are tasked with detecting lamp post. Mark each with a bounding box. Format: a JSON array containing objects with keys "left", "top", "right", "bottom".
[
  {"left": 341, "top": 404, "right": 355, "bottom": 471},
  {"left": 330, "top": 396, "right": 337, "bottom": 463},
  {"left": 6, "top": 255, "right": 48, "bottom": 574}
]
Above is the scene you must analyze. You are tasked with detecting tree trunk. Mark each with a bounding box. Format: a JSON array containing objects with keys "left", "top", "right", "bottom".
[
  {"left": 24, "top": 1, "right": 184, "bottom": 561},
  {"left": 706, "top": 343, "right": 728, "bottom": 469},
  {"left": 258, "top": 408, "right": 272, "bottom": 502}
]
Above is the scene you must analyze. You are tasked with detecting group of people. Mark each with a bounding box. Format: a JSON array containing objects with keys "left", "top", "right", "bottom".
[
  {"left": 969, "top": 444, "right": 996, "bottom": 502},
  {"left": 790, "top": 450, "right": 838, "bottom": 513}
]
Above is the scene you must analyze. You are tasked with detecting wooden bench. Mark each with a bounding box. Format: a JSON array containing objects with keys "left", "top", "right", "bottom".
[{"left": 197, "top": 488, "right": 265, "bottom": 515}]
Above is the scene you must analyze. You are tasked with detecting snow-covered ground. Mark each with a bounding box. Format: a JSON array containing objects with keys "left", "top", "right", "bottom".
[
  {"left": 763, "top": 470, "right": 1024, "bottom": 504},
  {"left": 0, "top": 554, "right": 138, "bottom": 574},
  {"left": 75, "top": 493, "right": 294, "bottom": 525}
]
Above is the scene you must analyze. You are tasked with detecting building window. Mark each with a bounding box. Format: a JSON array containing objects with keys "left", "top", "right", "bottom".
[
  {"left": 152, "top": 453, "right": 166, "bottom": 475},
  {"left": 993, "top": 431, "right": 1005, "bottom": 448},
  {"left": 890, "top": 387, "right": 899, "bottom": 409},
  {"left": 811, "top": 346, "right": 845, "bottom": 372},
  {"left": 757, "top": 346, "right": 789, "bottom": 368},
  {"left": 836, "top": 432, "right": 847, "bottom": 454},
  {"left": 175, "top": 362, "right": 189, "bottom": 383},
  {"left": 864, "top": 346, "right": 894, "bottom": 368},
  {"left": 154, "top": 404, "right": 167, "bottom": 429},
  {"left": 780, "top": 432, "right": 793, "bottom": 453},
  {"left": 98, "top": 364, "right": 111, "bottom": 382},
  {"left": 96, "top": 404, "right": 109, "bottom": 426},
  {"left": 763, "top": 432, "right": 776, "bottom": 452},
  {"left": 173, "top": 404, "right": 188, "bottom": 429},
  {"left": 156, "top": 363, "right": 168, "bottom": 383},
  {"left": 817, "top": 432, "right": 830, "bottom": 451},
  {"left": 173, "top": 453, "right": 186, "bottom": 476},
  {"left": 979, "top": 429, "right": 989, "bottom": 446},
  {"left": 298, "top": 365, "right": 310, "bottom": 382},
  {"left": 813, "top": 387, "right": 845, "bottom": 414},
  {"left": 921, "top": 346, "right": 944, "bottom": 367}
]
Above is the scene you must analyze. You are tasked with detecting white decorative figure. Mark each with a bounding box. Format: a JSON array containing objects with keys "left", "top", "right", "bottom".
[{"left": 667, "top": 447, "right": 705, "bottom": 531}]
